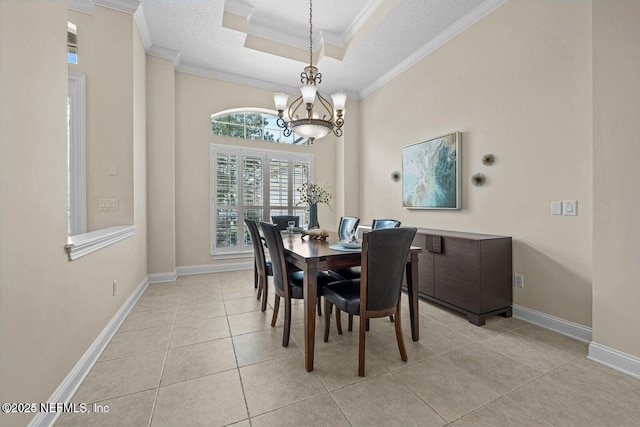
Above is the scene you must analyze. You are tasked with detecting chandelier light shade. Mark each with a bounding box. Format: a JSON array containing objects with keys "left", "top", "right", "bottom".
[{"left": 274, "top": 0, "right": 346, "bottom": 143}]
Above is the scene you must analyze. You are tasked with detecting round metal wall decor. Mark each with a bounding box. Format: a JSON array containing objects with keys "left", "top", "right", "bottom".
[
  {"left": 471, "top": 173, "right": 486, "bottom": 187},
  {"left": 482, "top": 153, "right": 495, "bottom": 166}
]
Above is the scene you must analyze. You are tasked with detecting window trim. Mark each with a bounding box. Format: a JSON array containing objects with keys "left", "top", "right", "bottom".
[
  {"left": 210, "top": 143, "right": 314, "bottom": 257},
  {"left": 68, "top": 71, "right": 86, "bottom": 236}
]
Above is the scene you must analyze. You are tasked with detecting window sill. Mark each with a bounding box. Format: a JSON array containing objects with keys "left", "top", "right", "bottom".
[{"left": 65, "top": 225, "right": 136, "bottom": 260}]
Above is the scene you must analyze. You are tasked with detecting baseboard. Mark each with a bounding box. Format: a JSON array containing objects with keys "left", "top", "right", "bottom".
[
  {"left": 588, "top": 342, "right": 640, "bottom": 379},
  {"left": 28, "top": 277, "right": 149, "bottom": 427},
  {"left": 512, "top": 304, "right": 592, "bottom": 343},
  {"left": 176, "top": 261, "right": 252, "bottom": 276},
  {"left": 148, "top": 270, "right": 177, "bottom": 283},
  {"left": 150, "top": 262, "right": 253, "bottom": 282}
]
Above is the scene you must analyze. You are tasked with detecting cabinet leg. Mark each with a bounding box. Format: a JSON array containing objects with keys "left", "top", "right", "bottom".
[
  {"left": 499, "top": 307, "right": 513, "bottom": 318},
  {"left": 467, "top": 314, "right": 485, "bottom": 326}
]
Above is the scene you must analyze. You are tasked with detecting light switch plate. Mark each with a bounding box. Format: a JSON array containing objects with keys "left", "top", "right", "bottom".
[
  {"left": 563, "top": 200, "right": 577, "bottom": 216},
  {"left": 551, "top": 201, "right": 563, "bottom": 215}
]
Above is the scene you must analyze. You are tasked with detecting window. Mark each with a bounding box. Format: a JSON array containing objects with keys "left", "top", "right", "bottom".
[
  {"left": 211, "top": 109, "right": 309, "bottom": 145},
  {"left": 68, "top": 71, "right": 86, "bottom": 235},
  {"left": 210, "top": 144, "right": 313, "bottom": 255},
  {"left": 67, "top": 22, "right": 78, "bottom": 64}
]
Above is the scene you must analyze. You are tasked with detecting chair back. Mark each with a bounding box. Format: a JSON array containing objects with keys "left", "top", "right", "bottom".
[
  {"left": 371, "top": 219, "right": 401, "bottom": 229},
  {"left": 361, "top": 228, "right": 416, "bottom": 312},
  {"left": 271, "top": 215, "right": 300, "bottom": 230},
  {"left": 338, "top": 216, "right": 360, "bottom": 241},
  {"left": 244, "top": 218, "right": 267, "bottom": 268},
  {"left": 259, "top": 221, "right": 289, "bottom": 295}
]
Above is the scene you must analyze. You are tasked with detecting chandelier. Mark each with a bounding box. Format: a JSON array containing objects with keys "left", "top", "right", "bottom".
[{"left": 273, "top": 0, "right": 346, "bottom": 143}]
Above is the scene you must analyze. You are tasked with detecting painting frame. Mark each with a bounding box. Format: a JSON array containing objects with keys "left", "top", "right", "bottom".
[{"left": 402, "top": 131, "right": 461, "bottom": 209}]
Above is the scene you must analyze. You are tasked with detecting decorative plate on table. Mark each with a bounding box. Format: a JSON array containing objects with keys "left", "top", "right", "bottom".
[
  {"left": 329, "top": 243, "right": 361, "bottom": 252},
  {"left": 339, "top": 240, "right": 362, "bottom": 249}
]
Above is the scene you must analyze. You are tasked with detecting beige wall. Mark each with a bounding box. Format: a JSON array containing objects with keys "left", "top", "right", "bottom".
[
  {"left": 69, "top": 7, "right": 135, "bottom": 231},
  {"left": 360, "top": 0, "right": 593, "bottom": 326},
  {"left": 147, "top": 56, "right": 176, "bottom": 275},
  {"left": 592, "top": 1, "right": 640, "bottom": 357},
  {"left": 172, "top": 72, "right": 338, "bottom": 268},
  {"left": 0, "top": 3, "right": 147, "bottom": 425}
]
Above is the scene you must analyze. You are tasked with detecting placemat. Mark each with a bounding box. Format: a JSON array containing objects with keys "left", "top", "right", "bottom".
[{"left": 329, "top": 243, "right": 361, "bottom": 252}]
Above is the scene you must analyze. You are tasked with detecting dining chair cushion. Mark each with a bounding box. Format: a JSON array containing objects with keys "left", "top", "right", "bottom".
[
  {"left": 323, "top": 279, "right": 361, "bottom": 313},
  {"left": 287, "top": 270, "right": 334, "bottom": 299},
  {"left": 328, "top": 266, "right": 360, "bottom": 281}
]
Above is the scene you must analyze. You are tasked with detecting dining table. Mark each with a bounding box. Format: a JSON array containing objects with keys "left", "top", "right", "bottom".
[{"left": 281, "top": 230, "right": 422, "bottom": 372}]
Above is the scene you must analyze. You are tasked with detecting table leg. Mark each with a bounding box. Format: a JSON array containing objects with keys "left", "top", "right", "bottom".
[
  {"left": 406, "top": 254, "right": 420, "bottom": 341},
  {"left": 303, "top": 263, "right": 318, "bottom": 371}
]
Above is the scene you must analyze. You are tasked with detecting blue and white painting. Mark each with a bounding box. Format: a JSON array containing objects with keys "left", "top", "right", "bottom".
[{"left": 402, "top": 132, "right": 460, "bottom": 209}]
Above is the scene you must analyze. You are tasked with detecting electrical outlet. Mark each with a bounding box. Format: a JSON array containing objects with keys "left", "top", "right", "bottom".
[
  {"left": 514, "top": 274, "right": 524, "bottom": 288},
  {"left": 113, "top": 280, "right": 117, "bottom": 296}
]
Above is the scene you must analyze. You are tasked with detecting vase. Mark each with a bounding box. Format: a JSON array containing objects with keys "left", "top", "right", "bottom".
[{"left": 308, "top": 203, "right": 320, "bottom": 229}]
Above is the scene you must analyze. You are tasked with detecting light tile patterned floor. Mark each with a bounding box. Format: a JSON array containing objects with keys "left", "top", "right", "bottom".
[{"left": 57, "top": 270, "right": 640, "bottom": 427}]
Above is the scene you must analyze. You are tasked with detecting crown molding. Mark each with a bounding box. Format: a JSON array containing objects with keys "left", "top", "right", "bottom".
[
  {"left": 177, "top": 62, "right": 362, "bottom": 101},
  {"left": 359, "top": 0, "right": 508, "bottom": 99},
  {"left": 134, "top": 4, "right": 152, "bottom": 51},
  {"left": 68, "top": 0, "right": 94, "bottom": 14},
  {"left": 222, "top": 0, "right": 390, "bottom": 63},
  {"left": 148, "top": 46, "right": 181, "bottom": 68},
  {"left": 177, "top": 63, "right": 296, "bottom": 94},
  {"left": 93, "top": 0, "right": 139, "bottom": 15}
]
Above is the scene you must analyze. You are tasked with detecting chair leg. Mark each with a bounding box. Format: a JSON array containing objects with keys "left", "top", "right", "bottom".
[
  {"left": 348, "top": 314, "right": 353, "bottom": 331},
  {"left": 271, "top": 295, "right": 280, "bottom": 327},
  {"left": 394, "top": 304, "right": 408, "bottom": 362},
  {"left": 254, "top": 263, "right": 258, "bottom": 289},
  {"left": 260, "top": 275, "right": 268, "bottom": 312},
  {"left": 366, "top": 318, "right": 370, "bottom": 331},
  {"left": 317, "top": 296, "right": 322, "bottom": 316},
  {"left": 324, "top": 299, "right": 331, "bottom": 342},
  {"left": 389, "top": 315, "right": 394, "bottom": 322},
  {"left": 283, "top": 297, "right": 292, "bottom": 347},
  {"left": 335, "top": 308, "right": 343, "bottom": 335},
  {"left": 358, "top": 315, "right": 367, "bottom": 377}
]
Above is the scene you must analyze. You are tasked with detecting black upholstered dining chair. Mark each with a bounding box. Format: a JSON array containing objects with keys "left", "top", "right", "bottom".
[
  {"left": 329, "top": 218, "right": 402, "bottom": 281},
  {"left": 338, "top": 216, "right": 360, "bottom": 241},
  {"left": 271, "top": 215, "right": 300, "bottom": 230},
  {"left": 372, "top": 219, "right": 401, "bottom": 229},
  {"left": 329, "top": 218, "right": 403, "bottom": 329},
  {"left": 323, "top": 227, "right": 417, "bottom": 376},
  {"left": 259, "top": 221, "right": 336, "bottom": 347},
  {"left": 244, "top": 218, "right": 272, "bottom": 312}
]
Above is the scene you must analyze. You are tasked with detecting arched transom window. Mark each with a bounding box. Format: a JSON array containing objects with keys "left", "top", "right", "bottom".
[{"left": 211, "top": 109, "right": 309, "bottom": 146}]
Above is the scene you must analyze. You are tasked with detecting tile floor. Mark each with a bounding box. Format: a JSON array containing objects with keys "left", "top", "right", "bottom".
[{"left": 57, "top": 270, "right": 640, "bottom": 427}]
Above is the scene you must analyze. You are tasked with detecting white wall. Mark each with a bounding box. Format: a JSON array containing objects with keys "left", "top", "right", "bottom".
[
  {"left": 146, "top": 55, "right": 176, "bottom": 275},
  {"left": 0, "top": 3, "right": 148, "bottom": 425},
  {"left": 170, "top": 72, "right": 339, "bottom": 269},
  {"left": 592, "top": 1, "right": 640, "bottom": 358},
  {"left": 359, "top": 0, "right": 593, "bottom": 327}
]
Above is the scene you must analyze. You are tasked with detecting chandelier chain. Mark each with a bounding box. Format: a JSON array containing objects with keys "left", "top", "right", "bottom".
[{"left": 309, "top": 0, "right": 313, "bottom": 66}]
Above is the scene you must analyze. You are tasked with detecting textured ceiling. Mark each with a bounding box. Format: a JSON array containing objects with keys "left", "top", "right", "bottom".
[{"left": 138, "top": 0, "right": 506, "bottom": 99}]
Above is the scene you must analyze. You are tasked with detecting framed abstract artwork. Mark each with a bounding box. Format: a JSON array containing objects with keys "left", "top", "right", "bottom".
[{"left": 402, "top": 131, "right": 461, "bottom": 209}]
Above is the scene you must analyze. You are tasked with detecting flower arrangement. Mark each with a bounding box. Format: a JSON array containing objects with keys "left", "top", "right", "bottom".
[{"left": 296, "top": 182, "right": 333, "bottom": 209}]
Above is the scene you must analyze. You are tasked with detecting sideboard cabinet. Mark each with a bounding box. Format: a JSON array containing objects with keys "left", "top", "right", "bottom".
[{"left": 409, "top": 228, "right": 513, "bottom": 326}]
